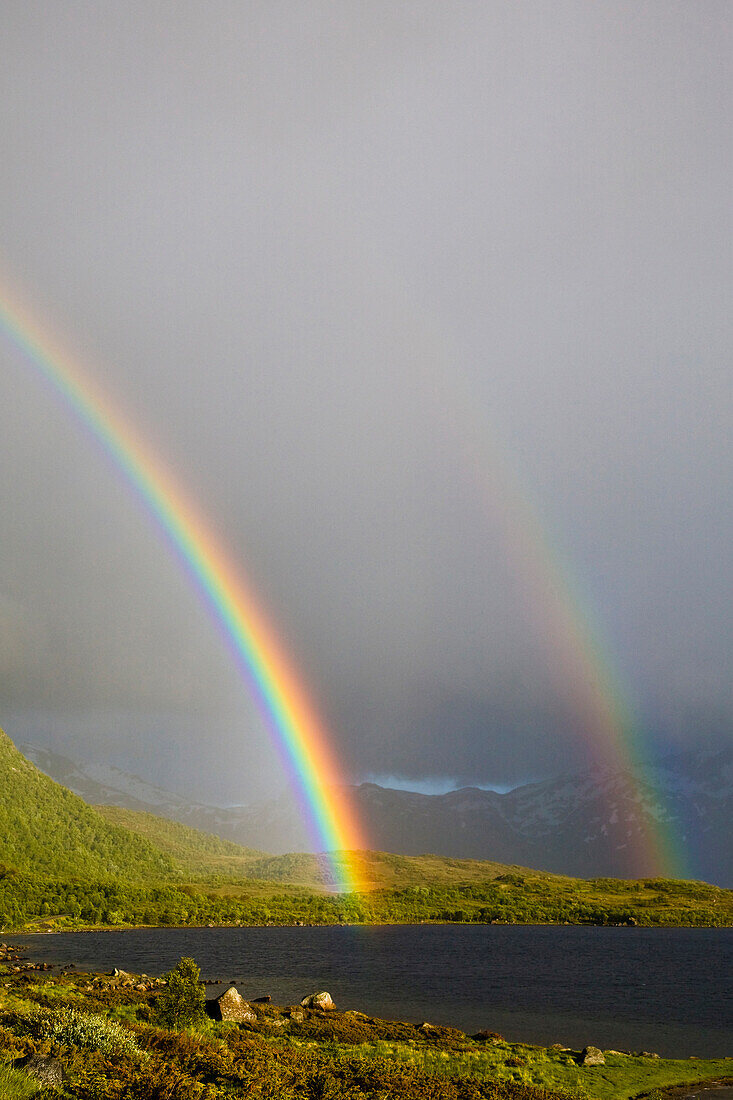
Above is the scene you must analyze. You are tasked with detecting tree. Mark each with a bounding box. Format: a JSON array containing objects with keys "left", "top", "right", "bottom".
[{"left": 154, "top": 956, "right": 206, "bottom": 1029}]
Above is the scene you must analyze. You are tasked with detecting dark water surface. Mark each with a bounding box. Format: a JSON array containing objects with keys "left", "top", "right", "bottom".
[{"left": 6, "top": 925, "right": 732, "bottom": 1058}]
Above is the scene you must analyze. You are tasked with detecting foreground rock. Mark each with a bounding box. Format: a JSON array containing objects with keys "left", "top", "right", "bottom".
[
  {"left": 300, "top": 991, "right": 336, "bottom": 1010},
  {"left": 580, "top": 1045, "right": 605, "bottom": 1065},
  {"left": 207, "top": 985, "right": 256, "bottom": 1022},
  {"left": 15, "top": 1053, "right": 64, "bottom": 1088}
]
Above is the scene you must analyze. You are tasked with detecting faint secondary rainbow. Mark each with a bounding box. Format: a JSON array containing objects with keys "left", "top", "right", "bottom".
[
  {"left": 0, "top": 288, "right": 368, "bottom": 893},
  {"left": 463, "top": 436, "right": 686, "bottom": 879},
  {"left": 419, "top": 362, "right": 687, "bottom": 880},
  {"left": 335, "top": 232, "right": 686, "bottom": 878}
]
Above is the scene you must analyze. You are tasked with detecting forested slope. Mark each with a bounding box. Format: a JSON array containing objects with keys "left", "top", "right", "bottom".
[{"left": 0, "top": 729, "right": 175, "bottom": 880}]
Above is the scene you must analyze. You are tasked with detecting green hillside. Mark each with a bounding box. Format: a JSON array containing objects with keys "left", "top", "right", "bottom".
[
  {"left": 92, "top": 807, "right": 554, "bottom": 890},
  {"left": 239, "top": 849, "right": 558, "bottom": 889},
  {"left": 94, "top": 804, "right": 264, "bottom": 878},
  {"left": 0, "top": 729, "right": 175, "bottom": 880}
]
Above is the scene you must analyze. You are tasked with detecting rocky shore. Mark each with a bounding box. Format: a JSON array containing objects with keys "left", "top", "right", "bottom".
[{"left": 0, "top": 941, "right": 730, "bottom": 1099}]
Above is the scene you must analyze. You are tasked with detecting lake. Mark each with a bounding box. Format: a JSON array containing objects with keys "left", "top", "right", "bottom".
[{"left": 6, "top": 925, "right": 732, "bottom": 1058}]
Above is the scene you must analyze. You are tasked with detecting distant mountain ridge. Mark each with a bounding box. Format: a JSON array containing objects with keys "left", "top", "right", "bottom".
[
  {"left": 349, "top": 749, "right": 732, "bottom": 885},
  {"left": 20, "top": 740, "right": 732, "bottom": 886}
]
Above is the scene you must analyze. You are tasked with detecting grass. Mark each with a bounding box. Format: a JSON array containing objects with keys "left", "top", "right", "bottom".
[
  {"left": 0, "top": 1065, "right": 37, "bottom": 1099},
  {"left": 320, "top": 1038, "right": 733, "bottom": 1100},
  {"left": 1, "top": 729, "right": 729, "bottom": 935},
  {"left": 93, "top": 806, "right": 265, "bottom": 880}
]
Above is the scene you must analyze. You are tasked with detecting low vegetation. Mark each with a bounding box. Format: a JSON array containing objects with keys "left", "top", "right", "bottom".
[
  {"left": 92, "top": 806, "right": 264, "bottom": 880},
  {"left": 1, "top": 864, "right": 730, "bottom": 933},
  {"left": 0, "top": 733, "right": 175, "bottom": 882},
  {"left": 0, "top": 951, "right": 729, "bottom": 1099},
  {"left": 0, "top": 1064, "right": 38, "bottom": 1100},
  {"left": 18, "top": 1005, "right": 144, "bottom": 1060}
]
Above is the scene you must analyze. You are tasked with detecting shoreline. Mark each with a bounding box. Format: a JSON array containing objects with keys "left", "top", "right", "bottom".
[
  {"left": 648, "top": 1084, "right": 733, "bottom": 1100},
  {"left": 5, "top": 916, "right": 733, "bottom": 936}
]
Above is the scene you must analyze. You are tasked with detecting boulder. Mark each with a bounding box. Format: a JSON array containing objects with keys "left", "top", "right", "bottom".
[
  {"left": 300, "top": 991, "right": 335, "bottom": 1010},
  {"left": 207, "top": 986, "right": 256, "bottom": 1023},
  {"left": 15, "top": 1053, "right": 64, "bottom": 1088},
  {"left": 580, "top": 1046, "right": 605, "bottom": 1066}
]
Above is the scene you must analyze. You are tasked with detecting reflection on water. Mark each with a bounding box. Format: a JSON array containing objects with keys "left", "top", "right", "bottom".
[{"left": 6, "top": 925, "right": 732, "bottom": 1058}]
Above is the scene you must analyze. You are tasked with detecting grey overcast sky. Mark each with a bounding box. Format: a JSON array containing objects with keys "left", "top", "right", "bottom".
[{"left": 0, "top": 2, "right": 730, "bottom": 804}]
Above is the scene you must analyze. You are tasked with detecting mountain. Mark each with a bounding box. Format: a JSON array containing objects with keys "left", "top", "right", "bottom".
[
  {"left": 349, "top": 750, "right": 733, "bottom": 885},
  {"left": 18, "top": 742, "right": 200, "bottom": 816},
  {"left": 20, "top": 739, "right": 732, "bottom": 885},
  {"left": 95, "top": 805, "right": 557, "bottom": 891},
  {"left": 0, "top": 729, "right": 176, "bottom": 879}
]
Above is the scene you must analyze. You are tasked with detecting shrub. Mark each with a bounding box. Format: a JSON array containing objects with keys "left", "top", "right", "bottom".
[
  {"left": 21, "top": 1006, "right": 142, "bottom": 1059},
  {"left": 153, "top": 957, "right": 206, "bottom": 1030}
]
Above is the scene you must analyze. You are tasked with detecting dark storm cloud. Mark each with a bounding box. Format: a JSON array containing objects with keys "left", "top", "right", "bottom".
[{"left": 0, "top": 2, "right": 730, "bottom": 801}]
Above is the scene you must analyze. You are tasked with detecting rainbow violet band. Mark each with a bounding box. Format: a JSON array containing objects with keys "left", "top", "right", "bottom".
[{"left": 0, "top": 290, "right": 367, "bottom": 894}]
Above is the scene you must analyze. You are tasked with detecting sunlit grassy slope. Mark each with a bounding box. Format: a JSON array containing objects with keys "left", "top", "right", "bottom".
[
  {"left": 93, "top": 804, "right": 566, "bottom": 887},
  {"left": 93, "top": 805, "right": 265, "bottom": 878},
  {"left": 0, "top": 730, "right": 175, "bottom": 880},
  {"left": 2, "top": 731, "right": 730, "bottom": 927}
]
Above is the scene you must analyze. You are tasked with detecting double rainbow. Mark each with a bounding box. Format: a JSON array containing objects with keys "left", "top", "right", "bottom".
[
  {"left": 2, "top": 279, "right": 687, "bottom": 884},
  {"left": 0, "top": 289, "right": 368, "bottom": 893}
]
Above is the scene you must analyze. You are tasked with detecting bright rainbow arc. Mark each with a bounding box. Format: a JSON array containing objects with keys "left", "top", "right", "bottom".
[{"left": 0, "top": 290, "right": 368, "bottom": 894}]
